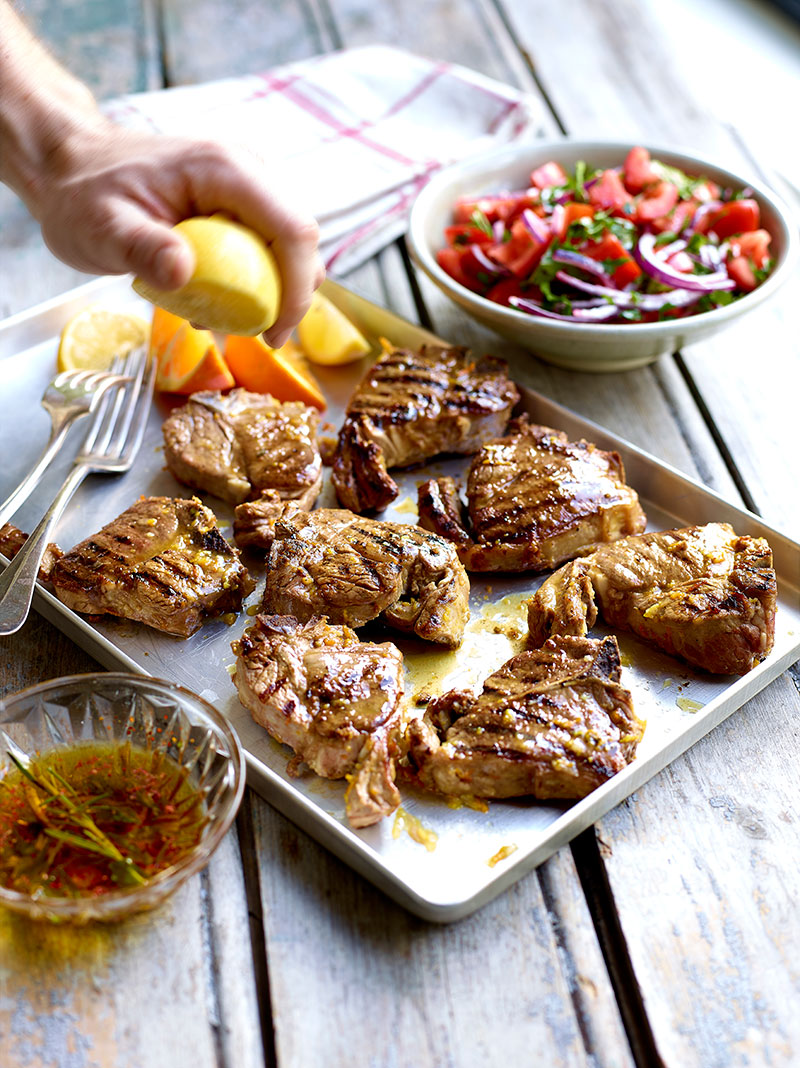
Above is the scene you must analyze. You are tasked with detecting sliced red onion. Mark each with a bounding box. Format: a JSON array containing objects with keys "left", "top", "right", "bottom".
[
  {"left": 521, "top": 208, "right": 551, "bottom": 243},
  {"left": 684, "top": 200, "right": 722, "bottom": 235},
  {"left": 552, "top": 248, "right": 613, "bottom": 286},
  {"left": 655, "top": 238, "right": 687, "bottom": 259},
  {"left": 635, "top": 233, "right": 735, "bottom": 292},
  {"left": 553, "top": 271, "right": 701, "bottom": 310},
  {"left": 469, "top": 243, "right": 509, "bottom": 276},
  {"left": 694, "top": 243, "right": 722, "bottom": 270},
  {"left": 550, "top": 203, "right": 565, "bottom": 233},
  {"left": 509, "top": 296, "right": 620, "bottom": 322},
  {"left": 492, "top": 219, "right": 506, "bottom": 242}
]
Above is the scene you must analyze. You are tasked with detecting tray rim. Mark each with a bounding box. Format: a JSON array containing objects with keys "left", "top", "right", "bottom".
[{"left": 1, "top": 274, "right": 798, "bottom": 922}]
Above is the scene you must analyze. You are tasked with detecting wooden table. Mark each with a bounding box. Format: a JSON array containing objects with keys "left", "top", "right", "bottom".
[{"left": 2, "top": 2, "right": 799, "bottom": 1065}]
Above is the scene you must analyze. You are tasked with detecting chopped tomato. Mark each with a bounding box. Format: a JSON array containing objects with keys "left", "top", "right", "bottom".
[
  {"left": 444, "top": 224, "right": 494, "bottom": 247},
  {"left": 727, "top": 256, "right": 757, "bottom": 291},
  {"left": 436, "top": 248, "right": 485, "bottom": 292},
  {"left": 488, "top": 218, "right": 551, "bottom": 279},
  {"left": 650, "top": 198, "right": 698, "bottom": 234},
  {"left": 581, "top": 234, "right": 642, "bottom": 287},
  {"left": 486, "top": 278, "right": 530, "bottom": 306},
  {"left": 695, "top": 179, "right": 720, "bottom": 202},
  {"left": 530, "top": 161, "right": 567, "bottom": 189},
  {"left": 623, "top": 146, "right": 659, "bottom": 193},
  {"left": 558, "top": 202, "right": 595, "bottom": 240},
  {"left": 453, "top": 192, "right": 540, "bottom": 225},
  {"left": 729, "top": 229, "right": 771, "bottom": 268},
  {"left": 636, "top": 181, "right": 679, "bottom": 222},
  {"left": 588, "top": 169, "right": 634, "bottom": 214},
  {"left": 706, "top": 199, "right": 760, "bottom": 239}
]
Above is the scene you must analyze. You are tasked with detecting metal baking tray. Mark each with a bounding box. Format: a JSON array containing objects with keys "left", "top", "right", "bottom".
[{"left": 2, "top": 275, "right": 799, "bottom": 922}]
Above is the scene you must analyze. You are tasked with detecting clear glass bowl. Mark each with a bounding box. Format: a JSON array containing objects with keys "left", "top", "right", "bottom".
[{"left": 0, "top": 672, "right": 245, "bottom": 924}]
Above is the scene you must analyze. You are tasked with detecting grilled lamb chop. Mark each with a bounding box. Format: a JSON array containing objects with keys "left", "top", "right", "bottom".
[
  {"left": 51, "top": 496, "right": 254, "bottom": 637},
  {"left": 332, "top": 344, "right": 519, "bottom": 512},
  {"left": 0, "top": 522, "right": 62, "bottom": 581},
  {"left": 163, "top": 388, "right": 322, "bottom": 507},
  {"left": 528, "top": 522, "right": 776, "bottom": 675},
  {"left": 405, "top": 635, "right": 642, "bottom": 800},
  {"left": 417, "top": 416, "right": 646, "bottom": 571},
  {"left": 233, "top": 614, "right": 406, "bottom": 827},
  {"left": 262, "top": 508, "right": 470, "bottom": 647}
]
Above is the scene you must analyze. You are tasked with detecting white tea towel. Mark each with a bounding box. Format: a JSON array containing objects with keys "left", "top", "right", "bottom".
[{"left": 103, "top": 46, "right": 545, "bottom": 275}]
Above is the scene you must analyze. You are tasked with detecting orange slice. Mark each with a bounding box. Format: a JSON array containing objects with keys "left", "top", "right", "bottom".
[
  {"left": 224, "top": 334, "right": 326, "bottom": 410},
  {"left": 157, "top": 323, "right": 235, "bottom": 394},
  {"left": 149, "top": 306, "right": 187, "bottom": 362}
]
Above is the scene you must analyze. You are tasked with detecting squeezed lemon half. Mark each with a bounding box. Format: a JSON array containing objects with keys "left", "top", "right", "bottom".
[
  {"left": 132, "top": 215, "right": 282, "bottom": 336},
  {"left": 296, "top": 291, "right": 371, "bottom": 365},
  {"left": 57, "top": 307, "right": 149, "bottom": 373}
]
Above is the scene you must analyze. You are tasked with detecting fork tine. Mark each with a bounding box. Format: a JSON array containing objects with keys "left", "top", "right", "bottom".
[{"left": 80, "top": 346, "right": 148, "bottom": 458}]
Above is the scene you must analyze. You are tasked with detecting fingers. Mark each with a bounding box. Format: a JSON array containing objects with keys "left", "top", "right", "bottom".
[
  {"left": 185, "top": 144, "right": 324, "bottom": 346},
  {"left": 105, "top": 204, "right": 196, "bottom": 288}
]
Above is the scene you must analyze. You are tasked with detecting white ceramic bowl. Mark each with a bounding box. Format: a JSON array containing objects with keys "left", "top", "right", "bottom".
[{"left": 407, "top": 140, "right": 799, "bottom": 372}]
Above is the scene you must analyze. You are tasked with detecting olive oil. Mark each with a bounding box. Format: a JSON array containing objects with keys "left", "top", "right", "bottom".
[{"left": 0, "top": 742, "right": 206, "bottom": 899}]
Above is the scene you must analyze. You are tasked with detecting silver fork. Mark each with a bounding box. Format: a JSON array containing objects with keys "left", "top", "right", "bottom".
[
  {"left": 0, "top": 345, "right": 156, "bottom": 635},
  {"left": 0, "top": 359, "right": 141, "bottom": 531}
]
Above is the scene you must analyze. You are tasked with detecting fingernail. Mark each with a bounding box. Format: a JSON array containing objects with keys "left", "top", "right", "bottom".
[
  {"left": 263, "top": 328, "right": 291, "bottom": 349},
  {"left": 153, "top": 245, "right": 181, "bottom": 288}
]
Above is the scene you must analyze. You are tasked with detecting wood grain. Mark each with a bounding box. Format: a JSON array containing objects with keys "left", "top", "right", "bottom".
[{"left": 506, "top": 2, "right": 800, "bottom": 1064}]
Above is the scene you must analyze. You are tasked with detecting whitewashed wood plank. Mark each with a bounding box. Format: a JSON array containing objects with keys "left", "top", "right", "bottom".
[
  {"left": 597, "top": 674, "right": 800, "bottom": 1068},
  {"left": 252, "top": 799, "right": 633, "bottom": 1068},
  {"left": 0, "top": 829, "right": 260, "bottom": 1068},
  {"left": 507, "top": 3, "right": 800, "bottom": 1064}
]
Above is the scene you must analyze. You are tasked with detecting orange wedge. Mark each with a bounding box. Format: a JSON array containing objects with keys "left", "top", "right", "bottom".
[
  {"left": 149, "top": 306, "right": 187, "bottom": 362},
  {"left": 224, "top": 334, "right": 326, "bottom": 410},
  {"left": 157, "top": 323, "right": 235, "bottom": 394}
]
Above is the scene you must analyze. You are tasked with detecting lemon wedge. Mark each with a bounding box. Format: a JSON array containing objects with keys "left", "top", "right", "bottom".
[
  {"left": 57, "top": 307, "right": 149, "bottom": 373},
  {"left": 296, "top": 291, "right": 371, "bottom": 365},
  {"left": 132, "top": 215, "right": 282, "bottom": 336}
]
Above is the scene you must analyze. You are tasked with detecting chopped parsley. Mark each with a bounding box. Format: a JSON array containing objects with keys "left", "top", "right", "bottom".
[
  {"left": 650, "top": 159, "right": 707, "bottom": 199},
  {"left": 470, "top": 209, "right": 494, "bottom": 238},
  {"left": 564, "top": 209, "right": 637, "bottom": 249}
]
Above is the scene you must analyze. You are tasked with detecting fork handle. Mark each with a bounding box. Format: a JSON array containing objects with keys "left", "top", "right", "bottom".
[
  {"left": 0, "top": 417, "right": 84, "bottom": 530},
  {"left": 0, "top": 463, "right": 89, "bottom": 635}
]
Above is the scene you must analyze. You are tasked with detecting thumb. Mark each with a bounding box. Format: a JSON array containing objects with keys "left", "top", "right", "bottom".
[{"left": 122, "top": 221, "right": 195, "bottom": 290}]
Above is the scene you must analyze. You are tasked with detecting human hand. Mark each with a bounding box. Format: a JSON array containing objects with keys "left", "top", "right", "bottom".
[{"left": 29, "top": 120, "right": 324, "bottom": 348}]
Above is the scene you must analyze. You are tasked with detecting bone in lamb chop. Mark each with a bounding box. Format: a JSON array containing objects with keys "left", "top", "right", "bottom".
[
  {"left": 417, "top": 416, "right": 646, "bottom": 571},
  {"left": 260, "top": 507, "right": 470, "bottom": 647},
  {"left": 331, "top": 344, "right": 519, "bottom": 513},
  {"left": 528, "top": 522, "right": 776, "bottom": 675},
  {"left": 51, "top": 496, "right": 255, "bottom": 637},
  {"left": 163, "top": 388, "right": 323, "bottom": 510},
  {"left": 405, "top": 635, "right": 643, "bottom": 801},
  {"left": 233, "top": 614, "right": 407, "bottom": 827}
]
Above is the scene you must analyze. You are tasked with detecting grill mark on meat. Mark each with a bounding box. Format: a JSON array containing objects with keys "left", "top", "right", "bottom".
[
  {"left": 163, "top": 388, "right": 322, "bottom": 508},
  {"left": 233, "top": 614, "right": 406, "bottom": 827},
  {"left": 333, "top": 344, "right": 519, "bottom": 512},
  {"left": 405, "top": 635, "right": 642, "bottom": 800},
  {"left": 528, "top": 522, "right": 776, "bottom": 675},
  {"left": 418, "top": 416, "right": 646, "bottom": 572},
  {"left": 51, "top": 496, "right": 254, "bottom": 637},
  {"left": 262, "top": 508, "right": 470, "bottom": 647}
]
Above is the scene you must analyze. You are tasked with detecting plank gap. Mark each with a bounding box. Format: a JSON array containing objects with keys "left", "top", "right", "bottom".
[
  {"left": 395, "top": 237, "right": 436, "bottom": 331},
  {"left": 152, "top": 0, "right": 172, "bottom": 88},
  {"left": 236, "top": 796, "right": 278, "bottom": 1068},
  {"left": 486, "top": 0, "right": 568, "bottom": 134},
  {"left": 570, "top": 828, "right": 666, "bottom": 1068},
  {"left": 199, "top": 867, "right": 226, "bottom": 1066},
  {"left": 672, "top": 352, "right": 760, "bottom": 515}
]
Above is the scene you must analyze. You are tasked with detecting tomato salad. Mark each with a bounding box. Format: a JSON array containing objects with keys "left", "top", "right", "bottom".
[{"left": 436, "top": 147, "right": 774, "bottom": 323}]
